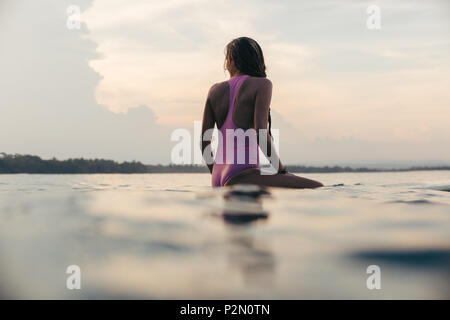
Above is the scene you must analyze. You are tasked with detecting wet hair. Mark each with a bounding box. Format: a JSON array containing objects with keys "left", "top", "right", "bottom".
[{"left": 225, "top": 37, "right": 273, "bottom": 137}]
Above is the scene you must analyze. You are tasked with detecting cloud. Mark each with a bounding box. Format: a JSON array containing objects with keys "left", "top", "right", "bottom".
[
  {"left": 0, "top": 0, "right": 172, "bottom": 163},
  {"left": 0, "top": 0, "right": 449, "bottom": 163},
  {"left": 82, "top": 0, "right": 450, "bottom": 143},
  {"left": 82, "top": 0, "right": 316, "bottom": 125}
]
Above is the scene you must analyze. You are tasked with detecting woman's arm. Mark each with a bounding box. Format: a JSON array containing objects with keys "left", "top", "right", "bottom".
[
  {"left": 201, "top": 87, "right": 216, "bottom": 174},
  {"left": 253, "top": 79, "right": 286, "bottom": 173}
]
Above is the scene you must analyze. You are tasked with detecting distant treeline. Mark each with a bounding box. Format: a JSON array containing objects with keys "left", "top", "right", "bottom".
[
  {"left": 0, "top": 153, "right": 208, "bottom": 174},
  {"left": 0, "top": 153, "right": 449, "bottom": 174},
  {"left": 286, "top": 165, "right": 450, "bottom": 173}
]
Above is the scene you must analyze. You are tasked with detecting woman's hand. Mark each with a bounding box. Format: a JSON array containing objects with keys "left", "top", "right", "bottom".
[{"left": 277, "top": 161, "right": 288, "bottom": 174}]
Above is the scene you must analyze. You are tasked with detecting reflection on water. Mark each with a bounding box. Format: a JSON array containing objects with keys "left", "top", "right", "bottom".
[
  {"left": 226, "top": 233, "right": 276, "bottom": 287},
  {"left": 220, "top": 184, "right": 270, "bottom": 225},
  {"left": 0, "top": 171, "right": 449, "bottom": 299},
  {"left": 220, "top": 185, "right": 275, "bottom": 286}
]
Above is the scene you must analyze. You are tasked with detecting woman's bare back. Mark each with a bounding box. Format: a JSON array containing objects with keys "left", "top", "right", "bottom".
[
  {"left": 207, "top": 76, "right": 271, "bottom": 129},
  {"left": 203, "top": 76, "right": 323, "bottom": 189}
]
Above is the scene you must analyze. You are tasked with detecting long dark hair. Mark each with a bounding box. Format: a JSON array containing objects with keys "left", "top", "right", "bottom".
[{"left": 225, "top": 37, "right": 272, "bottom": 137}]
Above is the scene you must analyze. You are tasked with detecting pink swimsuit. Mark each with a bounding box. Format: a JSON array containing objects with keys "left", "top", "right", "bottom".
[{"left": 211, "top": 75, "right": 260, "bottom": 187}]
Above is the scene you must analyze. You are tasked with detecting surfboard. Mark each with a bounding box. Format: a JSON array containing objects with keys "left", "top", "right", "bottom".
[{"left": 197, "top": 184, "right": 272, "bottom": 224}]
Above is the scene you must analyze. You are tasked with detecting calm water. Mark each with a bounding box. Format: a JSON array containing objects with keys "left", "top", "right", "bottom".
[{"left": 0, "top": 171, "right": 449, "bottom": 299}]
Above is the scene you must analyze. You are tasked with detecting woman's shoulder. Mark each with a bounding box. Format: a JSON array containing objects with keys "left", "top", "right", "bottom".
[
  {"left": 246, "top": 76, "right": 272, "bottom": 90},
  {"left": 246, "top": 76, "right": 271, "bottom": 86},
  {"left": 207, "top": 80, "right": 228, "bottom": 99},
  {"left": 209, "top": 80, "right": 228, "bottom": 91}
]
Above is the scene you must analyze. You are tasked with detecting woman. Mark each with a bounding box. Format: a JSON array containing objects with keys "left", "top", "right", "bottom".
[{"left": 201, "top": 37, "right": 323, "bottom": 189}]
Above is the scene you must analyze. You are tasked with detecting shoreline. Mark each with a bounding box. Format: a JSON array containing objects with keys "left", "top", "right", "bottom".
[{"left": 1, "top": 153, "right": 449, "bottom": 174}]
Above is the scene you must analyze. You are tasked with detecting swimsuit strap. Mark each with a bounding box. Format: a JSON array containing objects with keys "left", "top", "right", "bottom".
[{"left": 226, "top": 75, "right": 249, "bottom": 124}]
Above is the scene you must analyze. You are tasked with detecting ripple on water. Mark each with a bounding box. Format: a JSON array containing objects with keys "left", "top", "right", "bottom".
[
  {"left": 427, "top": 185, "right": 450, "bottom": 192},
  {"left": 332, "top": 183, "right": 345, "bottom": 187},
  {"left": 387, "top": 199, "right": 435, "bottom": 205},
  {"left": 350, "top": 248, "right": 450, "bottom": 270}
]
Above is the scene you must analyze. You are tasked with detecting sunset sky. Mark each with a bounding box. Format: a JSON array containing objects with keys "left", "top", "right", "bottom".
[{"left": 1, "top": 0, "right": 449, "bottom": 165}]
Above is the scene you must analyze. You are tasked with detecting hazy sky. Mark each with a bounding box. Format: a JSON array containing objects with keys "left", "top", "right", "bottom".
[{"left": 0, "top": 0, "right": 449, "bottom": 165}]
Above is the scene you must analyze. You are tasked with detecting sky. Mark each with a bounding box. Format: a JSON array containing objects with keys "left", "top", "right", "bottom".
[{"left": 0, "top": 0, "right": 449, "bottom": 165}]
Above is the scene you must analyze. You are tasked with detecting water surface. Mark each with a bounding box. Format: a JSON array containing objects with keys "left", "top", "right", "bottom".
[{"left": 0, "top": 171, "right": 449, "bottom": 299}]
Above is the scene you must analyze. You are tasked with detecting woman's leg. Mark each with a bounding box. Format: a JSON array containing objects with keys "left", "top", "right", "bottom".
[{"left": 224, "top": 168, "right": 323, "bottom": 189}]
